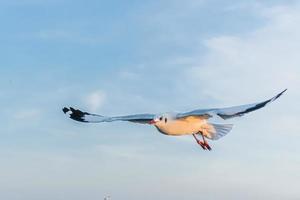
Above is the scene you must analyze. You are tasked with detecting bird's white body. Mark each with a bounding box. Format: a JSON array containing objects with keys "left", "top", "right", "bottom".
[{"left": 154, "top": 116, "right": 209, "bottom": 136}]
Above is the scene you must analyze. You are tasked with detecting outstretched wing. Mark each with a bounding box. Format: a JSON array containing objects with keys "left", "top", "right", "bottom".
[
  {"left": 62, "top": 107, "right": 155, "bottom": 124},
  {"left": 177, "top": 89, "right": 287, "bottom": 120}
]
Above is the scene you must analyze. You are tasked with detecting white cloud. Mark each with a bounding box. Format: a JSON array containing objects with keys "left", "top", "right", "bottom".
[
  {"left": 183, "top": 4, "right": 300, "bottom": 104},
  {"left": 84, "top": 90, "right": 106, "bottom": 112}
]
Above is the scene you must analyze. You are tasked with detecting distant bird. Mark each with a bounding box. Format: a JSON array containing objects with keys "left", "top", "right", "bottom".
[
  {"left": 63, "top": 89, "right": 287, "bottom": 150},
  {"left": 104, "top": 196, "right": 110, "bottom": 200}
]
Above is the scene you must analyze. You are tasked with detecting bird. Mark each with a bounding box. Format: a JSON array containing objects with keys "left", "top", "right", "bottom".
[
  {"left": 104, "top": 196, "right": 110, "bottom": 200},
  {"left": 63, "top": 89, "right": 287, "bottom": 151}
]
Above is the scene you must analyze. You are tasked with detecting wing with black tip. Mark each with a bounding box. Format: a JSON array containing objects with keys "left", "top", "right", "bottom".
[
  {"left": 62, "top": 107, "right": 155, "bottom": 124},
  {"left": 177, "top": 89, "right": 287, "bottom": 120}
]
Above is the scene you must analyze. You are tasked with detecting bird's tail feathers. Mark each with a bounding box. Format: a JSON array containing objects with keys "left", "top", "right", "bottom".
[{"left": 205, "top": 123, "right": 233, "bottom": 140}]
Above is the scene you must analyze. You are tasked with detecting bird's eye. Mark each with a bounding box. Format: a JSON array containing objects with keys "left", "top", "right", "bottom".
[
  {"left": 159, "top": 117, "right": 163, "bottom": 121},
  {"left": 165, "top": 118, "right": 167, "bottom": 123}
]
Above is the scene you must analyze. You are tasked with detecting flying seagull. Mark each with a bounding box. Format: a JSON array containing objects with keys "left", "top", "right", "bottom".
[{"left": 63, "top": 89, "right": 287, "bottom": 150}]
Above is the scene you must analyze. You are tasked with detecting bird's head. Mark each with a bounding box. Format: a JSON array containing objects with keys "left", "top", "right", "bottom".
[{"left": 149, "top": 113, "right": 174, "bottom": 126}]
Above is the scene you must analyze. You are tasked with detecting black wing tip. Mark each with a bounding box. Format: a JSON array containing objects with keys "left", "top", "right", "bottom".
[
  {"left": 217, "top": 89, "right": 288, "bottom": 120},
  {"left": 62, "top": 107, "right": 70, "bottom": 114},
  {"left": 273, "top": 88, "right": 287, "bottom": 100},
  {"left": 62, "top": 106, "right": 88, "bottom": 122},
  {"left": 281, "top": 88, "right": 288, "bottom": 95},
  {"left": 279, "top": 88, "right": 288, "bottom": 95}
]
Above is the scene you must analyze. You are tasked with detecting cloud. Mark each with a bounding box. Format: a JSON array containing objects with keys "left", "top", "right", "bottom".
[
  {"left": 182, "top": 4, "right": 300, "bottom": 104},
  {"left": 84, "top": 90, "right": 106, "bottom": 112}
]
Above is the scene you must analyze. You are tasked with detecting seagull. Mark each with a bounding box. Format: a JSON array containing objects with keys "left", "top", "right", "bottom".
[{"left": 63, "top": 89, "right": 287, "bottom": 150}]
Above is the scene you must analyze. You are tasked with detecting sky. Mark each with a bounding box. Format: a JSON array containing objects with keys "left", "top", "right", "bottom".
[{"left": 0, "top": 0, "right": 299, "bottom": 199}]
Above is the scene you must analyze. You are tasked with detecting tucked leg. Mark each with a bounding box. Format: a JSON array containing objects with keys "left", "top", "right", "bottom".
[
  {"left": 192, "top": 134, "right": 206, "bottom": 150},
  {"left": 201, "top": 134, "right": 212, "bottom": 151}
]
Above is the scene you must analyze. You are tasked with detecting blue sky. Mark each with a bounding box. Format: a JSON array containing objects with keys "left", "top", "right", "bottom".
[{"left": 0, "top": 0, "right": 299, "bottom": 199}]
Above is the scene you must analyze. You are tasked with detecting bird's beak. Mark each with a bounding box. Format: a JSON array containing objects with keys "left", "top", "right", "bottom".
[{"left": 149, "top": 119, "right": 156, "bottom": 125}]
